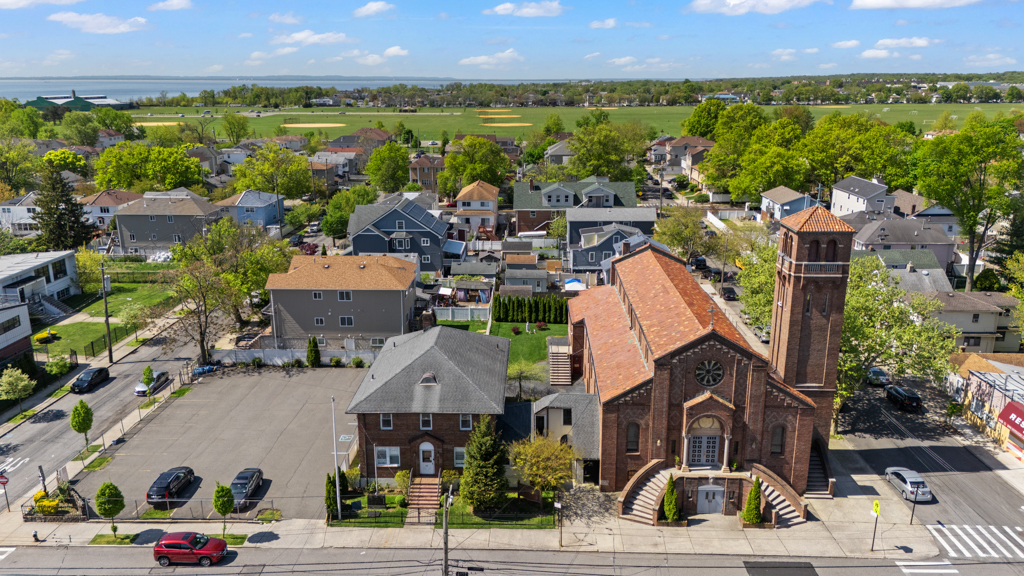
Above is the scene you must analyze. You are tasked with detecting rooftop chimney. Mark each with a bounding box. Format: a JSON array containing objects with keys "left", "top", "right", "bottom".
[
  {"left": 908, "top": 263, "right": 915, "bottom": 273},
  {"left": 622, "top": 241, "right": 630, "bottom": 255}
]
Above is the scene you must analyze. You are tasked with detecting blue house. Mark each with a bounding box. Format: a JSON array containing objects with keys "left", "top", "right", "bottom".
[
  {"left": 568, "top": 223, "right": 640, "bottom": 272},
  {"left": 348, "top": 198, "right": 463, "bottom": 273},
  {"left": 215, "top": 189, "right": 286, "bottom": 229},
  {"left": 565, "top": 207, "right": 657, "bottom": 245}
]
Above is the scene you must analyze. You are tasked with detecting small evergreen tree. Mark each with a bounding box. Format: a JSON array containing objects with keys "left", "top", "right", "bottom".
[
  {"left": 493, "top": 294, "right": 503, "bottom": 321},
  {"left": 663, "top": 475, "right": 679, "bottom": 522},
  {"left": 742, "top": 477, "right": 763, "bottom": 524},
  {"left": 307, "top": 337, "right": 321, "bottom": 367},
  {"left": 34, "top": 159, "right": 96, "bottom": 251},
  {"left": 336, "top": 466, "right": 348, "bottom": 494},
  {"left": 321, "top": 243, "right": 327, "bottom": 256},
  {"left": 325, "top": 472, "right": 338, "bottom": 519},
  {"left": 460, "top": 415, "right": 508, "bottom": 510}
]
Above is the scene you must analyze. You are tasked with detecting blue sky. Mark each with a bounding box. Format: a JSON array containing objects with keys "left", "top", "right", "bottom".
[{"left": 0, "top": 0, "right": 1018, "bottom": 79}]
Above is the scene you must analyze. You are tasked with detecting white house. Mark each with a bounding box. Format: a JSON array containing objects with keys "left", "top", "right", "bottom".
[
  {"left": 830, "top": 175, "right": 894, "bottom": 217},
  {"left": 0, "top": 301, "right": 31, "bottom": 364},
  {"left": 452, "top": 180, "right": 499, "bottom": 233},
  {"left": 96, "top": 129, "right": 125, "bottom": 149},
  {"left": 218, "top": 148, "right": 251, "bottom": 174},
  {"left": 0, "top": 192, "right": 41, "bottom": 237},
  {"left": 77, "top": 189, "right": 144, "bottom": 230},
  {"left": 0, "top": 251, "right": 80, "bottom": 309},
  {"left": 759, "top": 186, "right": 821, "bottom": 222}
]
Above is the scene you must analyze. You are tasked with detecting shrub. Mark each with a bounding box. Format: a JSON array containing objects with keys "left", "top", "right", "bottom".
[
  {"left": 535, "top": 322, "right": 547, "bottom": 330},
  {"left": 307, "top": 337, "right": 321, "bottom": 367},
  {"left": 742, "top": 477, "right": 763, "bottom": 524},
  {"left": 330, "top": 357, "right": 343, "bottom": 367},
  {"left": 397, "top": 495, "right": 408, "bottom": 508},
  {"left": 351, "top": 357, "right": 364, "bottom": 368},
  {"left": 35, "top": 499, "right": 60, "bottom": 515},
  {"left": 33, "top": 490, "right": 48, "bottom": 504},
  {"left": 441, "top": 469, "right": 461, "bottom": 492},
  {"left": 344, "top": 467, "right": 361, "bottom": 491},
  {"left": 511, "top": 326, "right": 521, "bottom": 335},
  {"left": 395, "top": 470, "right": 410, "bottom": 495},
  {"left": 693, "top": 194, "right": 710, "bottom": 203},
  {"left": 237, "top": 360, "right": 249, "bottom": 368},
  {"left": 663, "top": 476, "right": 679, "bottom": 522},
  {"left": 292, "top": 359, "right": 304, "bottom": 368},
  {"left": 252, "top": 357, "right": 263, "bottom": 368}
]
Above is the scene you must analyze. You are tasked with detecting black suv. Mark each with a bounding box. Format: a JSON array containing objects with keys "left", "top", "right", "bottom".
[
  {"left": 230, "top": 468, "right": 264, "bottom": 510},
  {"left": 885, "top": 386, "right": 922, "bottom": 412},
  {"left": 721, "top": 287, "right": 738, "bottom": 301},
  {"left": 71, "top": 368, "right": 109, "bottom": 393},
  {"left": 147, "top": 466, "right": 195, "bottom": 507}
]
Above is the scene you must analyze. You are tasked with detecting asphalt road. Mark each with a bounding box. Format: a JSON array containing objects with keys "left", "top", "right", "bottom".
[
  {"left": 0, "top": 547, "right": 1018, "bottom": 576},
  {"left": 0, "top": 337, "right": 197, "bottom": 509},
  {"left": 842, "top": 382, "right": 1024, "bottom": 562}
]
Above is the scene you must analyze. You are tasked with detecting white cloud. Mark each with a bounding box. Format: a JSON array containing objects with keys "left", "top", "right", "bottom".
[
  {"left": 0, "top": 0, "right": 82, "bottom": 8},
  {"left": 908, "top": 54, "right": 922, "bottom": 60},
  {"left": 964, "top": 53, "right": 1018, "bottom": 67},
  {"left": 831, "top": 40, "right": 860, "bottom": 48},
  {"left": 273, "top": 47, "right": 298, "bottom": 56},
  {"left": 271, "top": 30, "right": 356, "bottom": 45},
  {"left": 860, "top": 48, "right": 898, "bottom": 58},
  {"left": 656, "top": 34, "right": 672, "bottom": 40},
  {"left": 688, "top": 0, "right": 825, "bottom": 16},
  {"left": 646, "top": 58, "right": 661, "bottom": 63},
  {"left": 589, "top": 18, "right": 616, "bottom": 29},
  {"left": 625, "top": 21, "right": 651, "bottom": 27},
  {"left": 268, "top": 11, "right": 300, "bottom": 24},
  {"left": 383, "top": 45, "right": 408, "bottom": 57},
  {"left": 875, "top": 36, "right": 934, "bottom": 48},
  {"left": 204, "top": 64, "right": 223, "bottom": 72},
  {"left": 307, "top": 59, "right": 315, "bottom": 65},
  {"left": 356, "top": 53, "right": 386, "bottom": 65},
  {"left": 483, "top": 1, "right": 564, "bottom": 17},
  {"left": 47, "top": 12, "right": 147, "bottom": 34},
  {"left": 850, "top": 0, "right": 979, "bottom": 8},
  {"left": 458, "top": 47, "right": 524, "bottom": 69},
  {"left": 771, "top": 48, "right": 797, "bottom": 61},
  {"left": 818, "top": 62, "right": 837, "bottom": 68},
  {"left": 438, "top": 12, "right": 449, "bottom": 19},
  {"left": 583, "top": 52, "right": 601, "bottom": 59},
  {"left": 802, "top": 48, "right": 819, "bottom": 53},
  {"left": 749, "top": 63, "right": 771, "bottom": 68},
  {"left": 353, "top": 1, "right": 394, "bottom": 17},
  {"left": 238, "top": 32, "right": 253, "bottom": 38},
  {"left": 608, "top": 56, "right": 637, "bottom": 65},
  {"left": 249, "top": 51, "right": 269, "bottom": 60},
  {"left": 326, "top": 49, "right": 365, "bottom": 62},
  {"left": 895, "top": 18, "right": 914, "bottom": 25},
  {"left": 147, "top": 0, "right": 190, "bottom": 11},
  {"left": 42, "top": 49, "right": 73, "bottom": 66}
]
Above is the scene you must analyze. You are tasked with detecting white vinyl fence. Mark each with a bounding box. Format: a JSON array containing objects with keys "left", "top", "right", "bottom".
[
  {"left": 715, "top": 210, "right": 758, "bottom": 220},
  {"left": 212, "top": 348, "right": 380, "bottom": 366},
  {"left": 705, "top": 211, "right": 729, "bottom": 233},
  {"left": 432, "top": 307, "right": 491, "bottom": 321}
]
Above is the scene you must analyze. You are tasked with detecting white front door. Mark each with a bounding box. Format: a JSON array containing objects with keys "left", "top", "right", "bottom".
[
  {"left": 689, "top": 435, "right": 719, "bottom": 466},
  {"left": 696, "top": 485, "right": 724, "bottom": 514},
  {"left": 419, "top": 442, "right": 435, "bottom": 475}
]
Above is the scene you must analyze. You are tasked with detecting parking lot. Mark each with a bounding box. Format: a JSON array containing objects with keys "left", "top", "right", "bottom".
[{"left": 71, "top": 367, "right": 367, "bottom": 521}]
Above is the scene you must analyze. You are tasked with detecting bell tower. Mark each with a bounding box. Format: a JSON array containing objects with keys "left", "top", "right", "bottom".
[{"left": 768, "top": 206, "right": 855, "bottom": 440}]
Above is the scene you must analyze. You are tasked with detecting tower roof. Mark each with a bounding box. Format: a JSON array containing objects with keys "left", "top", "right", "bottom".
[{"left": 780, "top": 206, "right": 855, "bottom": 234}]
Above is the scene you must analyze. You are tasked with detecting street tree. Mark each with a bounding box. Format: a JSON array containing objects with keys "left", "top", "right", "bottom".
[
  {"left": 232, "top": 143, "right": 312, "bottom": 200},
  {"left": 213, "top": 482, "right": 234, "bottom": 537},
  {"left": 654, "top": 206, "right": 711, "bottom": 259},
  {"left": 95, "top": 482, "right": 126, "bottom": 538},
  {"left": 989, "top": 196, "right": 1024, "bottom": 281},
  {"left": 933, "top": 110, "right": 957, "bottom": 131},
  {"left": 916, "top": 120, "right": 1024, "bottom": 291},
  {"left": 94, "top": 142, "right": 205, "bottom": 190},
  {"left": 61, "top": 112, "right": 99, "bottom": 146},
  {"left": 285, "top": 202, "right": 322, "bottom": 230},
  {"left": 461, "top": 415, "right": 509, "bottom": 510},
  {"left": 0, "top": 367, "right": 34, "bottom": 415},
  {"left": 682, "top": 98, "right": 726, "bottom": 139},
  {"left": 222, "top": 113, "right": 250, "bottom": 144},
  {"left": 507, "top": 358, "right": 548, "bottom": 401},
  {"left": 43, "top": 149, "right": 88, "bottom": 176},
  {"left": 0, "top": 138, "right": 38, "bottom": 190},
  {"left": 509, "top": 434, "right": 578, "bottom": 494},
  {"left": 365, "top": 141, "right": 409, "bottom": 193},
  {"left": 162, "top": 258, "right": 232, "bottom": 366},
  {"left": 70, "top": 399, "right": 93, "bottom": 450},
  {"left": 75, "top": 247, "right": 104, "bottom": 294},
  {"left": 34, "top": 159, "right": 96, "bottom": 251},
  {"left": 119, "top": 300, "right": 151, "bottom": 342},
  {"left": 142, "top": 365, "right": 154, "bottom": 397}
]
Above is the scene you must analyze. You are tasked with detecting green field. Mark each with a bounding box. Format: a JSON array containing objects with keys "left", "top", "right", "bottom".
[
  {"left": 82, "top": 283, "right": 175, "bottom": 318},
  {"left": 489, "top": 322, "right": 569, "bottom": 365},
  {"left": 128, "top": 103, "right": 1023, "bottom": 142}
]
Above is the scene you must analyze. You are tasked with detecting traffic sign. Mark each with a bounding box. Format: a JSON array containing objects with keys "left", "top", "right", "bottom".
[
  {"left": 0, "top": 475, "right": 8, "bottom": 486},
  {"left": 871, "top": 499, "right": 880, "bottom": 517}
]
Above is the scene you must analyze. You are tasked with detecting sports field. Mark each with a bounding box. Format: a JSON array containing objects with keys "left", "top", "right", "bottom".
[{"left": 129, "top": 103, "right": 1022, "bottom": 141}]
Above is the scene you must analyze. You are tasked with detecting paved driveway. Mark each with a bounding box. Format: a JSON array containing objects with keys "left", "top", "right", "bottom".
[{"left": 71, "top": 367, "right": 366, "bottom": 521}]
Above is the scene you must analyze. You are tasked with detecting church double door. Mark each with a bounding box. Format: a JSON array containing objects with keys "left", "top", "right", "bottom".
[{"left": 689, "top": 435, "right": 719, "bottom": 466}]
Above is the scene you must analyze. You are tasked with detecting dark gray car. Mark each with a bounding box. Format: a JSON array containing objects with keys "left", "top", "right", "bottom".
[{"left": 230, "top": 468, "right": 264, "bottom": 509}]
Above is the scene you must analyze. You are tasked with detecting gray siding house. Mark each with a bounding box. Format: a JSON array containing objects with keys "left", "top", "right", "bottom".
[
  {"left": 505, "top": 269, "right": 548, "bottom": 293},
  {"left": 113, "top": 189, "right": 223, "bottom": 255},
  {"left": 568, "top": 223, "right": 639, "bottom": 272},
  {"left": 348, "top": 198, "right": 460, "bottom": 273},
  {"left": 565, "top": 207, "right": 657, "bottom": 245},
  {"left": 265, "top": 255, "right": 418, "bottom": 351}
]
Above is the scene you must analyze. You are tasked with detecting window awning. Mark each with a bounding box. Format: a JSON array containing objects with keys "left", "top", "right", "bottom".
[{"left": 998, "top": 402, "right": 1024, "bottom": 439}]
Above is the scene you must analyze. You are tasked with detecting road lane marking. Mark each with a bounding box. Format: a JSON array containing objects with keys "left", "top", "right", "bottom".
[
  {"left": 1004, "top": 526, "right": 1024, "bottom": 550},
  {"left": 927, "top": 525, "right": 962, "bottom": 557},
  {"left": 896, "top": 560, "right": 957, "bottom": 574},
  {"left": 0, "top": 549, "right": 13, "bottom": 562}
]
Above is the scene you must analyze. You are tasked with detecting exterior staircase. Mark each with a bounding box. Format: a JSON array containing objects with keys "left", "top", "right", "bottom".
[
  {"left": 41, "top": 295, "right": 77, "bottom": 316},
  {"left": 805, "top": 450, "right": 832, "bottom": 499},
  {"left": 406, "top": 476, "right": 440, "bottom": 525},
  {"left": 762, "top": 482, "right": 806, "bottom": 527},
  {"left": 547, "top": 337, "right": 571, "bottom": 386},
  {"left": 620, "top": 468, "right": 674, "bottom": 525}
]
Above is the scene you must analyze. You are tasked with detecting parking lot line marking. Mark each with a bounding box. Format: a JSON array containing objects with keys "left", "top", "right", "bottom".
[
  {"left": 927, "top": 526, "right": 960, "bottom": 557},
  {"left": 0, "top": 549, "right": 14, "bottom": 562},
  {"left": 991, "top": 526, "right": 1024, "bottom": 558},
  {"left": 959, "top": 525, "right": 995, "bottom": 557}
]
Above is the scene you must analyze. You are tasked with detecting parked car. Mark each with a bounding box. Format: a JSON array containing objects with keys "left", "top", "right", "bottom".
[
  {"left": 308, "top": 221, "right": 321, "bottom": 234},
  {"left": 885, "top": 385, "right": 922, "bottom": 412},
  {"left": 864, "top": 367, "right": 892, "bottom": 387},
  {"left": 146, "top": 466, "right": 195, "bottom": 507},
  {"left": 288, "top": 234, "right": 304, "bottom": 247},
  {"left": 884, "top": 467, "right": 932, "bottom": 502},
  {"left": 752, "top": 325, "right": 771, "bottom": 343},
  {"left": 153, "top": 532, "right": 227, "bottom": 567},
  {"left": 690, "top": 256, "right": 707, "bottom": 270},
  {"left": 701, "top": 267, "right": 722, "bottom": 280},
  {"left": 230, "top": 468, "right": 264, "bottom": 509},
  {"left": 704, "top": 229, "right": 717, "bottom": 237},
  {"left": 71, "top": 367, "right": 109, "bottom": 393},
  {"left": 134, "top": 370, "right": 170, "bottom": 397},
  {"left": 721, "top": 287, "right": 738, "bottom": 301}
]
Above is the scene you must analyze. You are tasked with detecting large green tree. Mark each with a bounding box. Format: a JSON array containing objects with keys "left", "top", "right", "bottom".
[
  {"left": 232, "top": 143, "right": 312, "bottom": 200},
  {"left": 34, "top": 159, "right": 96, "bottom": 250},
  {"left": 322, "top": 185, "right": 377, "bottom": 242},
  {"left": 43, "top": 149, "right": 88, "bottom": 177},
  {"left": 542, "top": 113, "right": 565, "bottom": 136},
  {"left": 222, "top": 113, "right": 250, "bottom": 144},
  {"left": 364, "top": 141, "right": 410, "bottom": 193},
  {"left": 61, "top": 111, "right": 100, "bottom": 146},
  {"left": 460, "top": 414, "right": 509, "bottom": 510},
  {"left": 92, "top": 107, "right": 145, "bottom": 140},
  {"left": 567, "top": 123, "right": 629, "bottom": 181},
  {"left": 736, "top": 237, "right": 778, "bottom": 328},
  {"left": 682, "top": 99, "right": 726, "bottom": 139},
  {"left": 654, "top": 206, "right": 713, "bottom": 258},
  {"left": 437, "top": 135, "right": 511, "bottom": 198},
  {"left": 509, "top": 434, "right": 578, "bottom": 494},
  {"left": 916, "top": 120, "right": 1024, "bottom": 291},
  {"left": 0, "top": 138, "right": 38, "bottom": 190},
  {"left": 94, "top": 142, "right": 205, "bottom": 190}
]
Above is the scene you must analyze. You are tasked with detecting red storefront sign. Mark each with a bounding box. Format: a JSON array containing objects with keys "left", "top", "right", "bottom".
[{"left": 997, "top": 401, "right": 1024, "bottom": 439}]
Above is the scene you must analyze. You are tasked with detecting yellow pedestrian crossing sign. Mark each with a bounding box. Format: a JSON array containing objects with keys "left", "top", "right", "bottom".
[{"left": 872, "top": 500, "right": 880, "bottom": 517}]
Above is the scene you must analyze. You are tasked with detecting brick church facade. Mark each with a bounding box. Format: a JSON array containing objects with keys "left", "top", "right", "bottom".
[{"left": 568, "top": 206, "right": 855, "bottom": 516}]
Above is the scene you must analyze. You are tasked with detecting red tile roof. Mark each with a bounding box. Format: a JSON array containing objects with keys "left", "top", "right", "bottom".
[
  {"left": 568, "top": 286, "right": 652, "bottom": 401},
  {"left": 780, "top": 206, "right": 855, "bottom": 233},
  {"left": 78, "top": 189, "right": 142, "bottom": 206}
]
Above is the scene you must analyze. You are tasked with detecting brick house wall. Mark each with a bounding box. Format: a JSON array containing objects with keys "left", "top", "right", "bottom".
[
  {"left": 356, "top": 412, "right": 483, "bottom": 481},
  {"left": 516, "top": 209, "right": 556, "bottom": 235}
]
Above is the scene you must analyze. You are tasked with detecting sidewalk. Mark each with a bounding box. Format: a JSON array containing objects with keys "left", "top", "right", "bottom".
[{"left": 946, "top": 415, "right": 1024, "bottom": 499}]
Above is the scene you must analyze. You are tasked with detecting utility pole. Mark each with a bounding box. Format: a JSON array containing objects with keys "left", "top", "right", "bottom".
[
  {"left": 442, "top": 485, "right": 453, "bottom": 576},
  {"left": 100, "top": 261, "right": 113, "bottom": 364},
  {"left": 331, "top": 396, "right": 342, "bottom": 521}
]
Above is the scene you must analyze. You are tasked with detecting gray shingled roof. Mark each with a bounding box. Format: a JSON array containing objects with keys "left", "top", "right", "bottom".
[
  {"left": 505, "top": 269, "right": 548, "bottom": 279},
  {"left": 565, "top": 207, "right": 657, "bottom": 222},
  {"left": 533, "top": 393, "right": 600, "bottom": 459},
  {"left": 347, "top": 197, "right": 447, "bottom": 237},
  {"left": 450, "top": 261, "right": 499, "bottom": 276},
  {"left": 834, "top": 176, "right": 888, "bottom": 199},
  {"left": 856, "top": 219, "right": 952, "bottom": 245},
  {"left": 346, "top": 327, "right": 510, "bottom": 415},
  {"left": 892, "top": 267, "right": 953, "bottom": 293},
  {"left": 513, "top": 177, "right": 637, "bottom": 210},
  {"left": 761, "top": 186, "right": 805, "bottom": 204},
  {"left": 870, "top": 249, "right": 942, "bottom": 270}
]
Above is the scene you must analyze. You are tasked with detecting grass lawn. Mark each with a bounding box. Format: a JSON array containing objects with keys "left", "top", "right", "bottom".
[
  {"left": 72, "top": 444, "right": 102, "bottom": 461},
  {"left": 437, "top": 320, "right": 489, "bottom": 334},
  {"left": 436, "top": 496, "right": 555, "bottom": 529},
  {"left": 328, "top": 495, "right": 408, "bottom": 528},
  {"left": 257, "top": 509, "right": 282, "bottom": 523},
  {"left": 139, "top": 507, "right": 171, "bottom": 520},
  {"left": 170, "top": 386, "right": 192, "bottom": 398},
  {"left": 82, "top": 283, "right": 175, "bottom": 318},
  {"left": 488, "top": 322, "right": 569, "bottom": 364},
  {"left": 7, "top": 409, "right": 36, "bottom": 425},
  {"left": 33, "top": 322, "right": 123, "bottom": 357},
  {"left": 107, "top": 262, "right": 179, "bottom": 272},
  {"left": 126, "top": 338, "right": 148, "bottom": 347},
  {"left": 84, "top": 456, "right": 112, "bottom": 471},
  {"left": 222, "top": 534, "right": 248, "bottom": 546},
  {"left": 88, "top": 533, "right": 138, "bottom": 545},
  {"left": 139, "top": 397, "right": 160, "bottom": 410},
  {"left": 61, "top": 292, "right": 99, "bottom": 312},
  {"left": 48, "top": 385, "right": 71, "bottom": 399}
]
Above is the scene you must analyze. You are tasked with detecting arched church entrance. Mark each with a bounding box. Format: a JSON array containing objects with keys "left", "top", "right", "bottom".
[{"left": 687, "top": 417, "right": 723, "bottom": 467}]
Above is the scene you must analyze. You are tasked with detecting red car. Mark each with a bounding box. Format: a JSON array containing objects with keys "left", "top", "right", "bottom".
[{"left": 153, "top": 532, "right": 227, "bottom": 567}]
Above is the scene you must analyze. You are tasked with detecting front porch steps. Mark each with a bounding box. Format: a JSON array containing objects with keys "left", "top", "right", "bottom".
[
  {"left": 762, "top": 482, "right": 806, "bottom": 527},
  {"left": 804, "top": 450, "right": 832, "bottom": 499},
  {"left": 619, "top": 468, "right": 674, "bottom": 526},
  {"left": 406, "top": 476, "right": 440, "bottom": 525}
]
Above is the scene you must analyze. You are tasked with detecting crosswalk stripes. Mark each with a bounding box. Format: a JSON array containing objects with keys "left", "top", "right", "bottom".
[
  {"left": 895, "top": 561, "right": 958, "bottom": 574},
  {"left": 927, "top": 524, "right": 1024, "bottom": 559},
  {"left": 895, "top": 560, "right": 957, "bottom": 574}
]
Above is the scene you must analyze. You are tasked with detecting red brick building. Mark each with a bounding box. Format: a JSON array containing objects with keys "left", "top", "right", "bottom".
[{"left": 567, "top": 206, "right": 854, "bottom": 522}]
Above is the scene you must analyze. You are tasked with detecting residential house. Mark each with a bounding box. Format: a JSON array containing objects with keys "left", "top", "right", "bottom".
[
  {"left": 838, "top": 210, "right": 898, "bottom": 233},
  {"left": 921, "top": 291, "right": 1020, "bottom": 354},
  {"left": 513, "top": 176, "right": 637, "bottom": 236},
  {"left": 113, "top": 189, "right": 223, "bottom": 256},
  {"left": 65, "top": 146, "right": 102, "bottom": 160},
  {"left": 96, "top": 129, "right": 124, "bottom": 149},
  {"left": 13, "top": 139, "right": 65, "bottom": 156},
  {"left": 309, "top": 162, "right": 340, "bottom": 193},
  {"left": 449, "top": 261, "right": 499, "bottom": 280},
  {"left": 453, "top": 134, "right": 520, "bottom": 162},
  {"left": 565, "top": 207, "right": 657, "bottom": 245},
  {"left": 0, "top": 301, "right": 31, "bottom": 364},
  {"left": 598, "top": 233, "right": 670, "bottom": 281},
  {"left": 271, "top": 135, "right": 308, "bottom": 151},
  {"left": 501, "top": 240, "right": 533, "bottom": 256},
  {"left": 77, "top": 189, "right": 143, "bottom": 230},
  {"left": 504, "top": 269, "right": 548, "bottom": 293},
  {"left": 453, "top": 180, "right": 499, "bottom": 236},
  {"left": 568, "top": 223, "right": 640, "bottom": 272},
  {"left": 891, "top": 189, "right": 927, "bottom": 217},
  {"left": 0, "top": 250, "right": 80, "bottom": 309},
  {"left": 829, "top": 175, "right": 894, "bottom": 217},
  {"left": 891, "top": 189, "right": 960, "bottom": 236},
  {"left": 186, "top": 146, "right": 221, "bottom": 175},
  {"left": 853, "top": 219, "right": 955, "bottom": 273},
  {"left": 347, "top": 197, "right": 456, "bottom": 273},
  {"left": 544, "top": 139, "right": 575, "bottom": 165},
  {"left": 498, "top": 284, "right": 533, "bottom": 299},
  {"left": 852, "top": 249, "right": 953, "bottom": 292},
  {"left": 665, "top": 136, "right": 714, "bottom": 166},
  {"left": 322, "top": 148, "right": 366, "bottom": 173},
  {"left": 647, "top": 143, "right": 667, "bottom": 163},
  {"left": 505, "top": 254, "right": 538, "bottom": 270},
  {"left": 408, "top": 154, "right": 445, "bottom": 194},
  {"left": 265, "top": 255, "right": 418, "bottom": 351},
  {"left": 218, "top": 148, "right": 251, "bottom": 174},
  {"left": 0, "top": 192, "right": 41, "bottom": 237},
  {"left": 532, "top": 392, "right": 601, "bottom": 483},
  {"left": 378, "top": 191, "right": 439, "bottom": 211},
  {"left": 329, "top": 128, "right": 393, "bottom": 153},
  {"left": 759, "top": 186, "right": 821, "bottom": 222},
  {"left": 346, "top": 326, "right": 510, "bottom": 482},
  {"left": 215, "top": 190, "right": 285, "bottom": 230}
]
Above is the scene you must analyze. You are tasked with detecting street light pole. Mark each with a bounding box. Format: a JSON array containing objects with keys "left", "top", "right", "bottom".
[
  {"left": 100, "top": 261, "right": 113, "bottom": 364},
  {"left": 331, "top": 396, "right": 342, "bottom": 520}
]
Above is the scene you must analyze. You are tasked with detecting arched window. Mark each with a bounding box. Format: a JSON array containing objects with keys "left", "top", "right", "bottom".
[
  {"left": 770, "top": 426, "right": 786, "bottom": 454},
  {"left": 626, "top": 423, "right": 640, "bottom": 452},
  {"left": 825, "top": 240, "right": 837, "bottom": 262},
  {"left": 783, "top": 233, "right": 793, "bottom": 258},
  {"left": 808, "top": 240, "right": 819, "bottom": 262}
]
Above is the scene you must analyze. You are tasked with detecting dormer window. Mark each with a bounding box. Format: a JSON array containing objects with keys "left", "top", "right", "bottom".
[{"left": 419, "top": 372, "right": 437, "bottom": 385}]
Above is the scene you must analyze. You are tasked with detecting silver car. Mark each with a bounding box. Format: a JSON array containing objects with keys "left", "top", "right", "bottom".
[
  {"left": 134, "top": 370, "right": 170, "bottom": 397},
  {"left": 885, "top": 467, "right": 932, "bottom": 502}
]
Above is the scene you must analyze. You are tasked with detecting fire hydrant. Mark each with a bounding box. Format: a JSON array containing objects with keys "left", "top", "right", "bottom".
[{"left": 32, "top": 531, "right": 38, "bottom": 542}]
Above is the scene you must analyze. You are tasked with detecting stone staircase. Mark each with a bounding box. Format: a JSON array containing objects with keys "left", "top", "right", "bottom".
[
  {"left": 762, "top": 482, "right": 806, "bottom": 527},
  {"left": 547, "top": 338, "right": 571, "bottom": 386},
  {"left": 804, "top": 450, "right": 832, "bottom": 499},
  {"left": 406, "top": 476, "right": 440, "bottom": 525},
  {"left": 41, "top": 295, "right": 77, "bottom": 316},
  {"left": 620, "top": 467, "right": 674, "bottom": 525}
]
